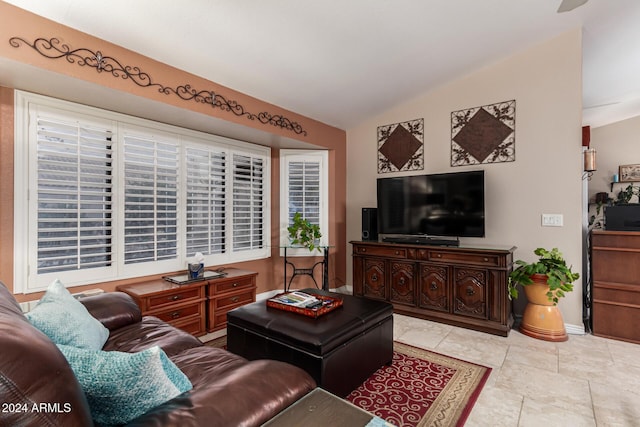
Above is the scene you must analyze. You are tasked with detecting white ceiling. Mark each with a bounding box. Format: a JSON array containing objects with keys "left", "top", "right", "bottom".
[{"left": 3, "top": 0, "right": 640, "bottom": 130}]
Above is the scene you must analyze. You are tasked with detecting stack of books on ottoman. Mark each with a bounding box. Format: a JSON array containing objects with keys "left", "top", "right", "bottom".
[{"left": 267, "top": 291, "right": 342, "bottom": 318}]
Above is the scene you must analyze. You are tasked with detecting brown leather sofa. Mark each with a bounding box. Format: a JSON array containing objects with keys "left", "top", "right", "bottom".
[{"left": 0, "top": 282, "right": 316, "bottom": 426}]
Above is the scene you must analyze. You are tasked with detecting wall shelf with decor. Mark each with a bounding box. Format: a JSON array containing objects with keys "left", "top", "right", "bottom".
[{"left": 609, "top": 181, "right": 633, "bottom": 192}]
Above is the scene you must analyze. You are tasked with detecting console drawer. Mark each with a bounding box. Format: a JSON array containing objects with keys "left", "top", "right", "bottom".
[
  {"left": 354, "top": 245, "right": 407, "bottom": 259},
  {"left": 426, "top": 251, "right": 500, "bottom": 267}
]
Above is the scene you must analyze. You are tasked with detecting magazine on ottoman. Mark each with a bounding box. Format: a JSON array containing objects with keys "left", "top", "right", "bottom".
[{"left": 267, "top": 291, "right": 343, "bottom": 318}]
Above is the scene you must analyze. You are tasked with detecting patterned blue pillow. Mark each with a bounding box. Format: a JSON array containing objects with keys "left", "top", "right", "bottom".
[
  {"left": 57, "top": 344, "right": 192, "bottom": 425},
  {"left": 26, "top": 279, "right": 109, "bottom": 350}
]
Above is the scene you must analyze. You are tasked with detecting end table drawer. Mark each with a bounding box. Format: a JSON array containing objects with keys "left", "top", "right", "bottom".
[
  {"left": 210, "top": 310, "right": 231, "bottom": 331},
  {"left": 154, "top": 302, "right": 203, "bottom": 323},
  {"left": 210, "top": 276, "right": 255, "bottom": 294},
  {"left": 209, "top": 292, "right": 255, "bottom": 331},
  {"left": 214, "top": 289, "right": 255, "bottom": 310},
  {"left": 173, "top": 317, "right": 206, "bottom": 337},
  {"left": 148, "top": 287, "right": 202, "bottom": 309}
]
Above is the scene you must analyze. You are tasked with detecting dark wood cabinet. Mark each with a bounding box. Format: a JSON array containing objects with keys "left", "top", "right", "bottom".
[
  {"left": 352, "top": 241, "right": 515, "bottom": 336},
  {"left": 591, "top": 230, "right": 640, "bottom": 344}
]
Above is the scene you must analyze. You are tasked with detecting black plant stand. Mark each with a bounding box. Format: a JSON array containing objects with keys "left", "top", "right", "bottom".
[{"left": 282, "top": 245, "right": 330, "bottom": 292}]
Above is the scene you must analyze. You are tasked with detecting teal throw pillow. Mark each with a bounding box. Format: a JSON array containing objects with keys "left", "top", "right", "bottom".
[
  {"left": 26, "top": 279, "right": 109, "bottom": 350},
  {"left": 57, "top": 344, "right": 192, "bottom": 425}
]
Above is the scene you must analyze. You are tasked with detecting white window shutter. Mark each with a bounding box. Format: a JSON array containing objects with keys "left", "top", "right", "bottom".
[
  {"left": 279, "top": 150, "right": 328, "bottom": 256},
  {"left": 185, "top": 146, "right": 227, "bottom": 256},
  {"left": 232, "top": 153, "right": 265, "bottom": 252},
  {"left": 123, "top": 132, "right": 179, "bottom": 264},
  {"left": 17, "top": 91, "right": 271, "bottom": 291},
  {"left": 288, "top": 160, "right": 321, "bottom": 226},
  {"left": 35, "top": 116, "right": 114, "bottom": 274}
]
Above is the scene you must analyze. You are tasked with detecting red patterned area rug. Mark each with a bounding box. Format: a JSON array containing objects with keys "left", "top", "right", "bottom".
[
  {"left": 346, "top": 342, "right": 491, "bottom": 427},
  {"left": 205, "top": 337, "right": 490, "bottom": 427}
]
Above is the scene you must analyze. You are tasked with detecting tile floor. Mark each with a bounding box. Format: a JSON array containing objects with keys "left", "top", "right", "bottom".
[{"left": 393, "top": 314, "right": 640, "bottom": 427}]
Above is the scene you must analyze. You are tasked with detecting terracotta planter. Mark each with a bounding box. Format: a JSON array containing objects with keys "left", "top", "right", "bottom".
[{"left": 519, "top": 274, "right": 568, "bottom": 342}]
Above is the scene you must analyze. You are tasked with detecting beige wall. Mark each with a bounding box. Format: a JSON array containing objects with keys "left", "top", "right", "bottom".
[
  {"left": 589, "top": 115, "right": 640, "bottom": 204},
  {"left": 346, "top": 30, "right": 585, "bottom": 328}
]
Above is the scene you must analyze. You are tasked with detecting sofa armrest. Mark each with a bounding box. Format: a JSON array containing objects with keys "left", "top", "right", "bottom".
[{"left": 80, "top": 292, "right": 142, "bottom": 331}]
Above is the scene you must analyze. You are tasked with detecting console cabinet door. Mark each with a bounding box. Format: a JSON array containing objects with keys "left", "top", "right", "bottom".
[
  {"left": 453, "top": 267, "right": 487, "bottom": 319},
  {"left": 363, "top": 258, "right": 387, "bottom": 300},
  {"left": 390, "top": 261, "right": 415, "bottom": 306},
  {"left": 418, "top": 263, "right": 449, "bottom": 312}
]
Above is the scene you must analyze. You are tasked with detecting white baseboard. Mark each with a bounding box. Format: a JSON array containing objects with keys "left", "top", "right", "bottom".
[{"left": 565, "top": 323, "right": 586, "bottom": 335}]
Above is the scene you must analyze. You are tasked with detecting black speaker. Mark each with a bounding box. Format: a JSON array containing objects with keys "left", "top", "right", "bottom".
[{"left": 362, "top": 208, "right": 378, "bottom": 241}]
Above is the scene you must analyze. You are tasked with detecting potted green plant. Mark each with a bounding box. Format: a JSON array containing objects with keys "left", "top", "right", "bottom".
[
  {"left": 615, "top": 184, "right": 639, "bottom": 205},
  {"left": 508, "top": 247, "right": 580, "bottom": 342},
  {"left": 287, "top": 212, "right": 322, "bottom": 252},
  {"left": 508, "top": 247, "right": 580, "bottom": 305}
]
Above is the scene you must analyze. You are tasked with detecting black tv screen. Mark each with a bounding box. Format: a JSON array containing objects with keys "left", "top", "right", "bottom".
[{"left": 377, "top": 171, "right": 485, "bottom": 238}]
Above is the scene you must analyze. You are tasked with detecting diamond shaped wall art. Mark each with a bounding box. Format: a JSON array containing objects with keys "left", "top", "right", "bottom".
[
  {"left": 451, "top": 100, "right": 515, "bottom": 167},
  {"left": 377, "top": 118, "right": 424, "bottom": 173}
]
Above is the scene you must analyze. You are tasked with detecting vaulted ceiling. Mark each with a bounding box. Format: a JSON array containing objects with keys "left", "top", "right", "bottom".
[{"left": 4, "top": 0, "right": 640, "bottom": 129}]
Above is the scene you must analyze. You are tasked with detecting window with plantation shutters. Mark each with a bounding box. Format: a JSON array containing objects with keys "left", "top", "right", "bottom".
[
  {"left": 15, "top": 92, "right": 270, "bottom": 292},
  {"left": 232, "top": 153, "right": 266, "bottom": 252},
  {"left": 288, "top": 160, "right": 320, "bottom": 226},
  {"left": 185, "top": 146, "right": 226, "bottom": 257},
  {"left": 280, "top": 150, "right": 328, "bottom": 255},
  {"left": 35, "top": 115, "right": 114, "bottom": 275},
  {"left": 122, "top": 130, "right": 179, "bottom": 264}
]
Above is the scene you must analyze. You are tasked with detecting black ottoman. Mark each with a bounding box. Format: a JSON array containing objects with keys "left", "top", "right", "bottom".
[{"left": 226, "top": 289, "right": 393, "bottom": 397}]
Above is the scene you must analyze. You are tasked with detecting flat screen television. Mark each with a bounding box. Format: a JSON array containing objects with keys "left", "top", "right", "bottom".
[{"left": 377, "top": 170, "right": 485, "bottom": 243}]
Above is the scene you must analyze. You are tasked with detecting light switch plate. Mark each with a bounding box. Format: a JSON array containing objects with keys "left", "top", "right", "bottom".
[{"left": 541, "top": 213, "right": 563, "bottom": 227}]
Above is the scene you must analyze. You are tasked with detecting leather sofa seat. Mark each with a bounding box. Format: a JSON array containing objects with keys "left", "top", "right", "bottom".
[{"left": 0, "top": 282, "right": 316, "bottom": 427}]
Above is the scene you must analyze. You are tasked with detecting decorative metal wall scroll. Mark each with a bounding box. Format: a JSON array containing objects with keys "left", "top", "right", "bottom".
[
  {"left": 377, "top": 118, "right": 424, "bottom": 173},
  {"left": 451, "top": 100, "right": 515, "bottom": 166},
  {"left": 9, "top": 36, "right": 307, "bottom": 136}
]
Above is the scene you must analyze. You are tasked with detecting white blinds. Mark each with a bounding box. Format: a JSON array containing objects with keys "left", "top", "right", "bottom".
[
  {"left": 232, "top": 153, "right": 265, "bottom": 252},
  {"left": 18, "top": 91, "right": 270, "bottom": 291},
  {"left": 123, "top": 133, "right": 179, "bottom": 264},
  {"left": 288, "top": 159, "right": 321, "bottom": 226},
  {"left": 185, "top": 146, "right": 227, "bottom": 256},
  {"left": 36, "top": 117, "right": 113, "bottom": 274}
]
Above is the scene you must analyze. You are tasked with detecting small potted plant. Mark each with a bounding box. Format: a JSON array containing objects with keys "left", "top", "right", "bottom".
[
  {"left": 508, "top": 247, "right": 580, "bottom": 342},
  {"left": 287, "top": 212, "right": 322, "bottom": 252},
  {"left": 508, "top": 247, "right": 580, "bottom": 305}
]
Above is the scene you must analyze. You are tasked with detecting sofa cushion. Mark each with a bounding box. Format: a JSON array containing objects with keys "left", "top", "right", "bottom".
[
  {"left": 26, "top": 279, "right": 109, "bottom": 350},
  {"left": 58, "top": 344, "right": 192, "bottom": 426},
  {"left": 80, "top": 291, "right": 143, "bottom": 330},
  {"left": 103, "top": 316, "right": 203, "bottom": 357},
  {"left": 125, "top": 346, "right": 317, "bottom": 427},
  {"left": 0, "top": 281, "right": 93, "bottom": 427}
]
